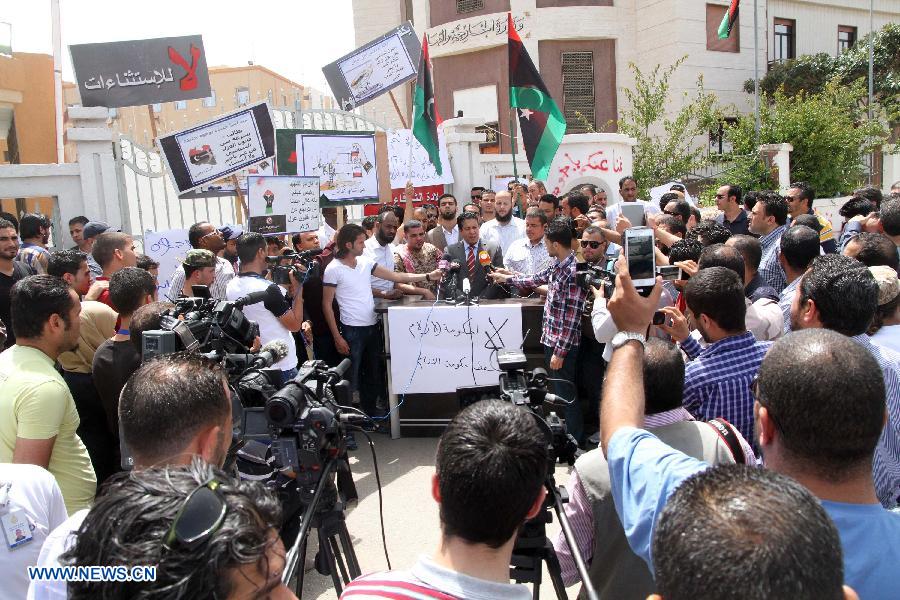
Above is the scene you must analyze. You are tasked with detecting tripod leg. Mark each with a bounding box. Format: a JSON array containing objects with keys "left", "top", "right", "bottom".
[
  {"left": 293, "top": 536, "right": 308, "bottom": 598},
  {"left": 337, "top": 521, "right": 362, "bottom": 579},
  {"left": 544, "top": 546, "right": 568, "bottom": 600},
  {"left": 319, "top": 528, "right": 344, "bottom": 595}
]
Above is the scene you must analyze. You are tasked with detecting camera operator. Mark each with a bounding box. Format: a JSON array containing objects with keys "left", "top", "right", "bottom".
[
  {"left": 166, "top": 222, "right": 234, "bottom": 301},
  {"left": 177, "top": 249, "right": 216, "bottom": 298},
  {"left": 227, "top": 232, "right": 304, "bottom": 385},
  {"left": 490, "top": 218, "right": 588, "bottom": 445},
  {"left": 341, "top": 400, "right": 546, "bottom": 599}
]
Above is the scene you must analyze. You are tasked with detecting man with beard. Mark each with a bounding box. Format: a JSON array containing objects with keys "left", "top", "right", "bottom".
[
  {"left": 658, "top": 267, "right": 772, "bottom": 446},
  {"left": 394, "top": 219, "right": 441, "bottom": 300},
  {"left": 426, "top": 194, "right": 460, "bottom": 252},
  {"left": 529, "top": 180, "right": 547, "bottom": 207},
  {"left": 481, "top": 190, "right": 526, "bottom": 255},
  {"left": 0, "top": 219, "right": 33, "bottom": 349},
  {"left": 0, "top": 275, "right": 96, "bottom": 514},
  {"left": 365, "top": 210, "right": 403, "bottom": 299}
]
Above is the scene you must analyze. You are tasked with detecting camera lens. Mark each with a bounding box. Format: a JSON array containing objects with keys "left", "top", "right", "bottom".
[{"left": 265, "top": 396, "right": 298, "bottom": 427}]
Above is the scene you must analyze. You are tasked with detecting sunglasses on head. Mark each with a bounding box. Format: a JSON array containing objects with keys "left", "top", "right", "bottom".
[
  {"left": 580, "top": 240, "right": 606, "bottom": 249},
  {"left": 163, "top": 478, "right": 227, "bottom": 551}
]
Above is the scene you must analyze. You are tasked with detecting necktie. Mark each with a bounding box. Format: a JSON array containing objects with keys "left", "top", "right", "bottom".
[{"left": 467, "top": 245, "right": 476, "bottom": 277}]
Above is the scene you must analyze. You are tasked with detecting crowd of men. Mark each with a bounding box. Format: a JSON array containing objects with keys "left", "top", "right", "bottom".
[{"left": 0, "top": 175, "right": 899, "bottom": 598}]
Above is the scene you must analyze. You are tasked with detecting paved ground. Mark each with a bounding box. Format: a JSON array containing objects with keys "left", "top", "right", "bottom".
[{"left": 296, "top": 433, "right": 582, "bottom": 600}]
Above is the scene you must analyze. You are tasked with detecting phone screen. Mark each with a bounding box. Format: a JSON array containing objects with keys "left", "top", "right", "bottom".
[{"left": 626, "top": 232, "right": 655, "bottom": 281}]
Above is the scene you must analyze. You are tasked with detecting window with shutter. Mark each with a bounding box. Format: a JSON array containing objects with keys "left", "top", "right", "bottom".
[
  {"left": 562, "top": 51, "right": 594, "bottom": 133},
  {"left": 456, "top": 0, "right": 484, "bottom": 14}
]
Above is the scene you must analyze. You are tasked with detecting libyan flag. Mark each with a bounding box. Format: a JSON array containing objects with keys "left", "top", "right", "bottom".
[
  {"left": 718, "top": 0, "right": 740, "bottom": 39},
  {"left": 412, "top": 35, "right": 442, "bottom": 176},
  {"left": 508, "top": 13, "right": 565, "bottom": 182}
]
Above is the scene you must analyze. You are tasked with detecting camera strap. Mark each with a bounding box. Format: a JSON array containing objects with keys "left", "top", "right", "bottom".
[{"left": 706, "top": 418, "right": 748, "bottom": 465}]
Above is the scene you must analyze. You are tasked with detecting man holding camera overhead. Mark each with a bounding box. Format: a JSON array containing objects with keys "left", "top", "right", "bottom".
[{"left": 226, "top": 232, "right": 304, "bottom": 385}]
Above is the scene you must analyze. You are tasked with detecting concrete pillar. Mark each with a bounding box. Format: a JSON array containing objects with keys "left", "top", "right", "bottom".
[
  {"left": 67, "top": 106, "right": 121, "bottom": 236},
  {"left": 442, "top": 116, "right": 488, "bottom": 198},
  {"left": 758, "top": 143, "right": 793, "bottom": 192}
]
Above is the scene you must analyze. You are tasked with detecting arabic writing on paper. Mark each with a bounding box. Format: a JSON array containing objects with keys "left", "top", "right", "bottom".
[
  {"left": 338, "top": 31, "right": 416, "bottom": 105},
  {"left": 387, "top": 129, "right": 454, "bottom": 188},
  {"left": 298, "top": 134, "right": 378, "bottom": 202}
]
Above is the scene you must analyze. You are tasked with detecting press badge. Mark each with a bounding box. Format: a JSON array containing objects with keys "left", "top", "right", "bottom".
[{"left": 2, "top": 509, "right": 34, "bottom": 549}]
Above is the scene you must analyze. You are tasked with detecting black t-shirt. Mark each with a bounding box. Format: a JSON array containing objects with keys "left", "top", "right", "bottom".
[
  {"left": 0, "top": 261, "right": 35, "bottom": 349},
  {"left": 92, "top": 338, "right": 142, "bottom": 437}
]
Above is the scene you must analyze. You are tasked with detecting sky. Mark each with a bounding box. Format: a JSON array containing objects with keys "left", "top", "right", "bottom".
[{"left": 2, "top": 0, "right": 356, "bottom": 94}]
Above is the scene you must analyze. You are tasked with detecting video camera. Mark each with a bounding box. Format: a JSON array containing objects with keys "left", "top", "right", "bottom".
[{"left": 266, "top": 248, "right": 323, "bottom": 285}]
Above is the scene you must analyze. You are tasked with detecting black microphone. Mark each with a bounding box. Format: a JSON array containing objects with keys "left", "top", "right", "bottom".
[
  {"left": 328, "top": 358, "right": 352, "bottom": 382},
  {"left": 234, "top": 290, "right": 269, "bottom": 308},
  {"left": 250, "top": 340, "right": 290, "bottom": 369}
]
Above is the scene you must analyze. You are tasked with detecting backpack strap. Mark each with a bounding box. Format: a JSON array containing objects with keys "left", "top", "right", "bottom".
[{"left": 706, "top": 418, "right": 748, "bottom": 465}]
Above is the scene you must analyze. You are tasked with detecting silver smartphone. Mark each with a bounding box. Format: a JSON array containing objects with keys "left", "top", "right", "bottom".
[{"left": 624, "top": 227, "right": 657, "bottom": 288}]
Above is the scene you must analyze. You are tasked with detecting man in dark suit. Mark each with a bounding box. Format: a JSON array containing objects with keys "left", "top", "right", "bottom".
[{"left": 443, "top": 211, "right": 504, "bottom": 299}]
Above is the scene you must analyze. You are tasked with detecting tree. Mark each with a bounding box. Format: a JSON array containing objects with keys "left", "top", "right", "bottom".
[
  {"left": 616, "top": 57, "right": 721, "bottom": 198},
  {"left": 720, "top": 80, "right": 889, "bottom": 197}
]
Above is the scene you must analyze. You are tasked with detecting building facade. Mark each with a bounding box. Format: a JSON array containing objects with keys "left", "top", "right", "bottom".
[
  {"left": 63, "top": 64, "right": 335, "bottom": 147},
  {"left": 352, "top": 0, "right": 897, "bottom": 156}
]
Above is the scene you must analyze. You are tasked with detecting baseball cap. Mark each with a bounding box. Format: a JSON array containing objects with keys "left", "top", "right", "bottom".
[
  {"left": 182, "top": 249, "right": 217, "bottom": 268},
  {"left": 218, "top": 225, "right": 244, "bottom": 242},
  {"left": 83, "top": 221, "right": 117, "bottom": 239},
  {"left": 869, "top": 265, "right": 900, "bottom": 306}
]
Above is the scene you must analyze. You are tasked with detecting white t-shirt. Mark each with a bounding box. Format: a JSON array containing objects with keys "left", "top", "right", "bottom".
[
  {"left": 323, "top": 255, "right": 378, "bottom": 327},
  {"left": 363, "top": 236, "right": 397, "bottom": 292},
  {"left": 480, "top": 217, "right": 525, "bottom": 256},
  {"left": 871, "top": 324, "right": 900, "bottom": 355},
  {"left": 0, "top": 464, "right": 68, "bottom": 600},
  {"left": 225, "top": 274, "right": 298, "bottom": 371},
  {"left": 27, "top": 509, "right": 87, "bottom": 600}
]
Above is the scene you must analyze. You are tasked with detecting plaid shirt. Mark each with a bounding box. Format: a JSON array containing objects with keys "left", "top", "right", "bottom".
[
  {"left": 680, "top": 332, "right": 772, "bottom": 445},
  {"left": 853, "top": 334, "right": 900, "bottom": 508},
  {"left": 757, "top": 225, "right": 787, "bottom": 293},
  {"left": 510, "top": 252, "right": 585, "bottom": 357}
]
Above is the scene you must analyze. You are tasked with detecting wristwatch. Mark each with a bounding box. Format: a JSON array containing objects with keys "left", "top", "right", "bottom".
[{"left": 611, "top": 331, "right": 646, "bottom": 350}]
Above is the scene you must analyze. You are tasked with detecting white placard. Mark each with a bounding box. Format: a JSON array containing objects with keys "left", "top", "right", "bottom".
[
  {"left": 387, "top": 129, "right": 454, "bottom": 188},
  {"left": 388, "top": 304, "right": 523, "bottom": 394},
  {"left": 649, "top": 180, "right": 697, "bottom": 207},
  {"left": 338, "top": 31, "right": 416, "bottom": 106},
  {"left": 247, "top": 175, "right": 320, "bottom": 235},
  {"left": 298, "top": 133, "right": 378, "bottom": 202},
  {"left": 143, "top": 228, "right": 190, "bottom": 296}
]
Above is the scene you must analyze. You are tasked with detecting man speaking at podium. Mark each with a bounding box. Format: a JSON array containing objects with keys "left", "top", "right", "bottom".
[
  {"left": 443, "top": 211, "right": 504, "bottom": 300},
  {"left": 491, "top": 218, "right": 588, "bottom": 444}
]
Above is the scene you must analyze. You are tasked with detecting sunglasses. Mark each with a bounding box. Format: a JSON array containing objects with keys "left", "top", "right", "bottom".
[
  {"left": 580, "top": 240, "right": 606, "bottom": 249},
  {"left": 164, "top": 478, "right": 227, "bottom": 550},
  {"left": 663, "top": 210, "right": 680, "bottom": 217},
  {"left": 471, "top": 195, "right": 482, "bottom": 200}
]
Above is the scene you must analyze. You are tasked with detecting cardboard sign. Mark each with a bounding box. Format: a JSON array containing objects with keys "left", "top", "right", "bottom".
[
  {"left": 157, "top": 102, "right": 275, "bottom": 195},
  {"left": 143, "top": 229, "right": 190, "bottom": 297},
  {"left": 247, "top": 175, "right": 320, "bottom": 235},
  {"left": 322, "top": 22, "right": 420, "bottom": 111},
  {"left": 296, "top": 132, "right": 379, "bottom": 203},
  {"left": 387, "top": 129, "right": 454, "bottom": 188},
  {"left": 70, "top": 35, "right": 211, "bottom": 108}
]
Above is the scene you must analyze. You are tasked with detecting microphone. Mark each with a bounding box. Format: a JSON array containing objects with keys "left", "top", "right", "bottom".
[
  {"left": 234, "top": 290, "right": 269, "bottom": 308},
  {"left": 478, "top": 249, "right": 493, "bottom": 273},
  {"left": 296, "top": 247, "right": 324, "bottom": 260},
  {"left": 462, "top": 277, "right": 471, "bottom": 295},
  {"left": 437, "top": 258, "right": 449, "bottom": 273},
  {"left": 250, "top": 339, "right": 289, "bottom": 369}
]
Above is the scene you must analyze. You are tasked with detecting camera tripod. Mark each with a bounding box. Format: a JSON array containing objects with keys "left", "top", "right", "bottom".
[
  {"left": 282, "top": 455, "right": 362, "bottom": 597},
  {"left": 510, "top": 473, "right": 599, "bottom": 600}
]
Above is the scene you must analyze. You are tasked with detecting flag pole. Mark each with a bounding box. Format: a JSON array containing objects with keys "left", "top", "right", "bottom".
[
  {"left": 510, "top": 106, "right": 519, "bottom": 182},
  {"left": 753, "top": 0, "right": 760, "bottom": 139}
]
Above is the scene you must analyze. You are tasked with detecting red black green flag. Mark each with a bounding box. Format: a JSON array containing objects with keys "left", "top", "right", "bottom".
[
  {"left": 718, "top": 0, "right": 740, "bottom": 39},
  {"left": 508, "top": 12, "right": 565, "bottom": 181},
  {"left": 412, "top": 35, "right": 442, "bottom": 176}
]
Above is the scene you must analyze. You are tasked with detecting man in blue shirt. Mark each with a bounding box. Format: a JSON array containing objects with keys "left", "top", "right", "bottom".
[{"left": 600, "top": 269, "right": 897, "bottom": 599}]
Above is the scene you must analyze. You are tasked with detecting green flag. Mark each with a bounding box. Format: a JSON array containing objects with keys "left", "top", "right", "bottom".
[
  {"left": 412, "top": 35, "right": 442, "bottom": 176},
  {"left": 718, "top": 0, "right": 740, "bottom": 39}
]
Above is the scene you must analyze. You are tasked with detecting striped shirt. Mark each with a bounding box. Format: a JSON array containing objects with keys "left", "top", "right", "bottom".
[
  {"left": 680, "top": 332, "right": 772, "bottom": 445},
  {"left": 779, "top": 277, "right": 801, "bottom": 333},
  {"left": 852, "top": 334, "right": 900, "bottom": 508},
  {"left": 757, "top": 225, "right": 787, "bottom": 293},
  {"left": 504, "top": 236, "right": 551, "bottom": 276},
  {"left": 166, "top": 255, "right": 234, "bottom": 301},
  {"left": 340, "top": 555, "right": 532, "bottom": 599}
]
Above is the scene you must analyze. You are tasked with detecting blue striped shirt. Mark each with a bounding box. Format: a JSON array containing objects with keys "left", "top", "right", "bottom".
[
  {"left": 758, "top": 225, "right": 787, "bottom": 293},
  {"left": 852, "top": 334, "right": 900, "bottom": 508},
  {"left": 779, "top": 277, "right": 801, "bottom": 333},
  {"left": 681, "top": 332, "right": 772, "bottom": 445}
]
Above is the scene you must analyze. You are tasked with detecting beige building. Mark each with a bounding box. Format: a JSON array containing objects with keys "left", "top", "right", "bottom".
[
  {"left": 63, "top": 63, "right": 335, "bottom": 147},
  {"left": 353, "top": 0, "right": 898, "bottom": 155}
]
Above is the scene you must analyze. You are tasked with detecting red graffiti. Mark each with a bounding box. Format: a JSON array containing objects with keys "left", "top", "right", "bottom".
[
  {"left": 551, "top": 147, "right": 625, "bottom": 194},
  {"left": 168, "top": 44, "right": 202, "bottom": 91}
]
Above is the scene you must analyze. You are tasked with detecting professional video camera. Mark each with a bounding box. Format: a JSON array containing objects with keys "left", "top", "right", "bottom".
[
  {"left": 575, "top": 262, "right": 616, "bottom": 298},
  {"left": 457, "top": 349, "right": 597, "bottom": 600},
  {"left": 266, "top": 248, "right": 323, "bottom": 285}
]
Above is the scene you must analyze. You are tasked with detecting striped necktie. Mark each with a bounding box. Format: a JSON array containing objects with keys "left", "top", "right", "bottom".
[{"left": 467, "top": 245, "right": 476, "bottom": 277}]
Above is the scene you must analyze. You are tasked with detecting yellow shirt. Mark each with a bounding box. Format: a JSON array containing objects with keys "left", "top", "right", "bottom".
[
  {"left": 57, "top": 301, "right": 117, "bottom": 374},
  {"left": 0, "top": 345, "right": 96, "bottom": 514}
]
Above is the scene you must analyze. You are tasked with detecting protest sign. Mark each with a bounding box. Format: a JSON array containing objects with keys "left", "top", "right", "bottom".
[
  {"left": 296, "top": 132, "right": 379, "bottom": 203},
  {"left": 70, "top": 35, "right": 211, "bottom": 108},
  {"left": 386, "top": 129, "right": 454, "bottom": 188},
  {"left": 247, "top": 175, "right": 320, "bottom": 235},
  {"left": 387, "top": 304, "right": 523, "bottom": 394},
  {"left": 142, "top": 228, "right": 190, "bottom": 297},
  {"left": 323, "top": 22, "right": 420, "bottom": 111},
  {"left": 158, "top": 102, "right": 275, "bottom": 195}
]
